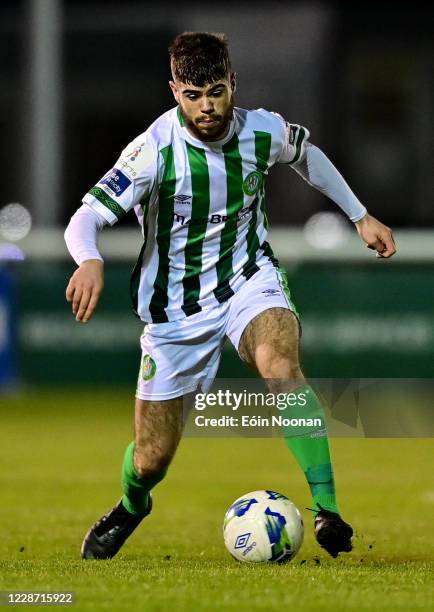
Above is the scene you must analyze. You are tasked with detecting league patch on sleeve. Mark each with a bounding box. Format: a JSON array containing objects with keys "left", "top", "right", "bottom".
[
  {"left": 119, "top": 143, "right": 156, "bottom": 178},
  {"left": 100, "top": 169, "right": 132, "bottom": 197}
]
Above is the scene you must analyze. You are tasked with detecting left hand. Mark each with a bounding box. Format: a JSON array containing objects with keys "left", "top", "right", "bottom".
[
  {"left": 65, "top": 259, "right": 105, "bottom": 322},
  {"left": 355, "top": 214, "right": 396, "bottom": 258}
]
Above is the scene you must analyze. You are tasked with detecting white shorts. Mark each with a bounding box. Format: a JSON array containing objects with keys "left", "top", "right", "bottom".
[{"left": 136, "top": 263, "right": 298, "bottom": 400}]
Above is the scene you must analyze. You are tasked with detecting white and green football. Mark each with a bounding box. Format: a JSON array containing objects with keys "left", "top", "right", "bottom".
[{"left": 223, "top": 490, "right": 304, "bottom": 563}]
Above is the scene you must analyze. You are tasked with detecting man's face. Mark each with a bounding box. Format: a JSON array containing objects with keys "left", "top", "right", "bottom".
[{"left": 169, "top": 73, "right": 236, "bottom": 141}]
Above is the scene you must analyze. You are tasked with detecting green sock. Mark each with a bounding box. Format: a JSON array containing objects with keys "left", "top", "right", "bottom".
[
  {"left": 121, "top": 441, "right": 167, "bottom": 515},
  {"left": 282, "top": 384, "right": 339, "bottom": 515}
]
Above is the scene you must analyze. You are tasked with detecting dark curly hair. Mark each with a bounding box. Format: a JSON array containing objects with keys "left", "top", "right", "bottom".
[{"left": 169, "top": 32, "right": 232, "bottom": 86}]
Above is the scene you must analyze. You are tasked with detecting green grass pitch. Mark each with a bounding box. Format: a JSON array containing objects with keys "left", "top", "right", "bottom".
[{"left": 1, "top": 389, "right": 433, "bottom": 611}]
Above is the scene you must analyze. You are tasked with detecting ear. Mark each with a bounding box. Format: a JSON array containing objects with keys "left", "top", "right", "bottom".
[
  {"left": 230, "top": 72, "right": 237, "bottom": 94},
  {"left": 169, "top": 80, "right": 180, "bottom": 103}
]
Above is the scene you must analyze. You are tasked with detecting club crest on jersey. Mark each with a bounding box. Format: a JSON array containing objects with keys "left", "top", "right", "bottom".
[
  {"left": 142, "top": 354, "right": 157, "bottom": 381},
  {"left": 243, "top": 171, "right": 263, "bottom": 196}
]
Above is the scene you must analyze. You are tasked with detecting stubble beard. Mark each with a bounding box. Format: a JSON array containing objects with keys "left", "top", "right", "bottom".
[{"left": 183, "top": 95, "right": 234, "bottom": 142}]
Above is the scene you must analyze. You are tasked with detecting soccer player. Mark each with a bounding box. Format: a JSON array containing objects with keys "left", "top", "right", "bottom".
[{"left": 64, "top": 32, "right": 396, "bottom": 560}]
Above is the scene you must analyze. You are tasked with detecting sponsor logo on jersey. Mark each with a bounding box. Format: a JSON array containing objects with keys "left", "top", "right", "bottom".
[
  {"left": 173, "top": 204, "right": 255, "bottom": 227},
  {"left": 262, "top": 289, "right": 280, "bottom": 297},
  {"left": 242, "top": 171, "right": 263, "bottom": 196},
  {"left": 142, "top": 354, "right": 157, "bottom": 381},
  {"left": 100, "top": 169, "right": 131, "bottom": 197}
]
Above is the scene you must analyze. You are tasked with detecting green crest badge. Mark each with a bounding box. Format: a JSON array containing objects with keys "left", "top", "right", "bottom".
[
  {"left": 243, "top": 171, "right": 263, "bottom": 196},
  {"left": 142, "top": 354, "right": 157, "bottom": 381}
]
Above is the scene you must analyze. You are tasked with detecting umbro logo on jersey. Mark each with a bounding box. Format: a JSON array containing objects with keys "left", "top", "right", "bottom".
[
  {"left": 174, "top": 194, "right": 191, "bottom": 205},
  {"left": 262, "top": 289, "right": 280, "bottom": 297}
]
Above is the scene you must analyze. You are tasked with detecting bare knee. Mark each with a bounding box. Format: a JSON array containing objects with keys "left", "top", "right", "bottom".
[
  {"left": 256, "top": 343, "right": 302, "bottom": 380},
  {"left": 240, "top": 308, "right": 303, "bottom": 381}
]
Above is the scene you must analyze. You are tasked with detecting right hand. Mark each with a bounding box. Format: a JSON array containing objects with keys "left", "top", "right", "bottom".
[
  {"left": 355, "top": 214, "right": 396, "bottom": 258},
  {"left": 65, "top": 259, "right": 104, "bottom": 322}
]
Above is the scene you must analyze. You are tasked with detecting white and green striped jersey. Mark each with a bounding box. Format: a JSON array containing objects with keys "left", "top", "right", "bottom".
[{"left": 82, "top": 106, "right": 309, "bottom": 323}]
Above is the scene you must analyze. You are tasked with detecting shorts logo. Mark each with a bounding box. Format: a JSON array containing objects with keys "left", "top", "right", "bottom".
[
  {"left": 243, "top": 171, "right": 263, "bottom": 196},
  {"left": 142, "top": 354, "right": 157, "bottom": 381}
]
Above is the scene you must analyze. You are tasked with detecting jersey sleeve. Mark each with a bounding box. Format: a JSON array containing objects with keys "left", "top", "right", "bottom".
[
  {"left": 272, "top": 112, "right": 310, "bottom": 166},
  {"left": 82, "top": 134, "right": 158, "bottom": 225}
]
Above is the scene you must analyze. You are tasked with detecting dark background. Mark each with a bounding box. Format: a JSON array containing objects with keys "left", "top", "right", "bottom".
[{"left": 2, "top": 1, "right": 433, "bottom": 229}]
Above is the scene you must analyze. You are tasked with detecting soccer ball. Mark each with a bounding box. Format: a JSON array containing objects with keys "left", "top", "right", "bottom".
[{"left": 223, "top": 490, "right": 304, "bottom": 563}]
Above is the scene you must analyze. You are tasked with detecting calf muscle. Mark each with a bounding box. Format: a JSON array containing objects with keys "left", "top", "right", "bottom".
[{"left": 133, "top": 397, "right": 184, "bottom": 476}]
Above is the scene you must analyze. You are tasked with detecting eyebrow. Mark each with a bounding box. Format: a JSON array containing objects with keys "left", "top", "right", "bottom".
[{"left": 181, "top": 84, "right": 226, "bottom": 95}]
